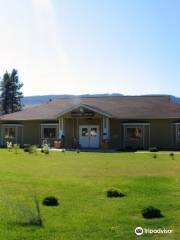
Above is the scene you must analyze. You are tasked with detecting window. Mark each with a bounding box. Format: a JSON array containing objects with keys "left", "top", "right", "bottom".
[
  {"left": 126, "top": 127, "right": 142, "bottom": 139},
  {"left": 177, "top": 126, "right": 180, "bottom": 141},
  {"left": 90, "top": 128, "right": 97, "bottom": 137},
  {"left": 43, "top": 128, "right": 56, "bottom": 138},
  {"left": 82, "top": 128, "right": 88, "bottom": 136},
  {"left": 4, "top": 127, "right": 16, "bottom": 139},
  {"left": 177, "top": 127, "right": 180, "bottom": 139}
]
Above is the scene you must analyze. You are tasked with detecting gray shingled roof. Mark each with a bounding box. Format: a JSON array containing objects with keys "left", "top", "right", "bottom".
[{"left": 1, "top": 96, "right": 180, "bottom": 121}]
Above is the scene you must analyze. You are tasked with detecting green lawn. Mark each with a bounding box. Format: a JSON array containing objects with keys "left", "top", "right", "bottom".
[{"left": 0, "top": 149, "right": 180, "bottom": 240}]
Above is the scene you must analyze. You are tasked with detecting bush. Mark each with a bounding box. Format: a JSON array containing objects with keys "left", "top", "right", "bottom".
[
  {"left": 76, "top": 149, "right": 80, "bottom": 153},
  {"left": 149, "top": 147, "right": 158, "bottom": 152},
  {"left": 29, "top": 145, "right": 37, "bottom": 154},
  {"left": 41, "top": 144, "right": 49, "bottom": 154},
  {"left": 60, "top": 148, "right": 66, "bottom": 153},
  {"left": 6, "top": 141, "right": 13, "bottom": 151},
  {"left": 142, "top": 206, "right": 163, "bottom": 219},
  {"left": 107, "top": 188, "right": 125, "bottom": 198},
  {"left": 42, "top": 196, "right": 59, "bottom": 206},
  {"left": 24, "top": 147, "right": 29, "bottom": 152},
  {"left": 153, "top": 154, "right": 157, "bottom": 159},
  {"left": 170, "top": 152, "right": 174, "bottom": 159},
  {"left": 13, "top": 144, "right": 20, "bottom": 154}
]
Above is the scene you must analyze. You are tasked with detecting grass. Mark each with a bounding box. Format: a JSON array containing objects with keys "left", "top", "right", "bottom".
[{"left": 0, "top": 149, "right": 180, "bottom": 239}]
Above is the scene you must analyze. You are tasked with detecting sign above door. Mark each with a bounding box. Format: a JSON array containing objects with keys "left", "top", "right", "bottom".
[{"left": 71, "top": 108, "right": 94, "bottom": 117}]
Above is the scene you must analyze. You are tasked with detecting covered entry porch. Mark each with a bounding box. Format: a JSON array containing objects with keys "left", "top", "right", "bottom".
[
  {"left": 61, "top": 106, "right": 110, "bottom": 149},
  {"left": 41, "top": 105, "right": 111, "bottom": 149}
]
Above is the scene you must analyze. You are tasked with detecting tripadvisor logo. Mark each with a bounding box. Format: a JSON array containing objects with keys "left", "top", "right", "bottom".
[
  {"left": 135, "top": 227, "right": 143, "bottom": 236},
  {"left": 134, "top": 226, "right": 173, "bottom": 236}
]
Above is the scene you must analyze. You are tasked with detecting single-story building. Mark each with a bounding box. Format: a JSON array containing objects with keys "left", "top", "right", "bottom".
[{"left": 0, "top": 95, "right": 180, "bottom": 150}]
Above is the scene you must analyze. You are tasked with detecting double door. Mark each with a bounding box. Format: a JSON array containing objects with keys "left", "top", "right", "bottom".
[{"left": 79, "top": 125, "right": 99, "bottom": 148}]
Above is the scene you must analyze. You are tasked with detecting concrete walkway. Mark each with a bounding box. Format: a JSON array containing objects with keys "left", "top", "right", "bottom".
[{"left": 135, "top": 151, "right": 180, "bottom": 154}]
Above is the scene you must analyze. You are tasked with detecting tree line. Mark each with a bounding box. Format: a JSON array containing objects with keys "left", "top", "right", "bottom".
[{"left": 0, "top": 69, "right": 23, "bottom": 114}]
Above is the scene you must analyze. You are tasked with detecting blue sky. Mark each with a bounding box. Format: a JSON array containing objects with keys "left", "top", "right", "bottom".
[{"left": 0, "top": 0, "right": 179, "bottom": 96}]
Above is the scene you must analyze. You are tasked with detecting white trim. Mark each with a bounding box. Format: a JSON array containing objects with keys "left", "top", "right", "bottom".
[
  {"left": 15, "top": 129, "right": 17, "bottom": 143},
  {"left": 2, "top": 124, "right": 23, "bottom": 127},
  {"left": 143, "top": 125, "right": 145, "bottom": 149},
  {"left": 123, "top": 123, "right": 150, "bottom": 126},
  {"left": 72, "top": 119, "right": 75, "bottom": 138},
  {"left": 149, "top": 124, "right": 151, "bottom": 148},
  {"left": 102, "top": 117, "right": 110, "bottom": 140},
  {"left": 174, "top": 123, "right": 180, "bottom": 145},
  {"left": 55, "top": 104, "right": 111, "bottom": 118},
  {"left": 79, "top": 125, "right": 100, "bottom": 148},
  {"left": 123, "top": 125, "right": 125, "bottom": 148},
  {"left": 40, "top": 124, "right": 58, "bottom": 139},
  {"left": 123, "top": 125, "right": 145, "bottom": 149},
  {"left": 40, "top": 123, "right": 58, "bottom": 126},
  {"left": 22, "top": 125, "right": 24, "bottom": 145},
  {"left": 58, "top": 118, "right": 64, "bottom": 138},
  {"left": 2, "top": 124, "right": 24, "bottom": 145}
]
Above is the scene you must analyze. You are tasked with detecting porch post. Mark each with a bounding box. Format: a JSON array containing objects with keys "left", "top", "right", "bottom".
[
  {"left": 102, "top": 117, "right": 110, "bottom": 142},
  {"left": 58, "top": 117, "right": 64, "bottom": 138},
  {"left": 15, "top": 126, "right": 18, "bottom": 144}
]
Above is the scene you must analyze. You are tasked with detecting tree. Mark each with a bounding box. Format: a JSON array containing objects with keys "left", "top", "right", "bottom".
[{"left": 0, "top": 69, "right": 23, "bottom": 114}]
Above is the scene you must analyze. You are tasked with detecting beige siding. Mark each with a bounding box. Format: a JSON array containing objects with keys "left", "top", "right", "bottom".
[
  {"left": 149, "top": 119, "right": 175, "bottom": 149},
  {"left": 22, "top": 121, "right": 41, "bottom": 145},
  {"left": 65, "top": 119, "right": 74, "bottom": 147},
  {"left": 0, "top": 118, "right": 179, "bottom": 149},
  {"left": 109, "top": 119, "right": 121, "bottom": 148},
  {"left": 109, "top": 119, "right": 176, "bottom": 150}
]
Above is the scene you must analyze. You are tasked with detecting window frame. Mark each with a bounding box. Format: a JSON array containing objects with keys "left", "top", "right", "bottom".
[
  {"left": 41, "top": 124, "right": 58, "bottom": 139},
  {"left": 123, "top": 123, "right": 150, "bottom": 149}
]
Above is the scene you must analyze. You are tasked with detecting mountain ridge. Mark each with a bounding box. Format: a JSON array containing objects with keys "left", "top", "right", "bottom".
[{"left": 22, "top": 94, "right": 180, "bottom": 106}]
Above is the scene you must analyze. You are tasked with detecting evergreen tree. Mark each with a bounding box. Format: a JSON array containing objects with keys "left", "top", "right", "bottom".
[{"left": 0, "top": 69, "right": 23, "bottom": 114}]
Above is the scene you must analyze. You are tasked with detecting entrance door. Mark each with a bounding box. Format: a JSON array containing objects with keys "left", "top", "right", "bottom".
[{"left": 79, "top": 125, "right": 99, "bottom": 148}]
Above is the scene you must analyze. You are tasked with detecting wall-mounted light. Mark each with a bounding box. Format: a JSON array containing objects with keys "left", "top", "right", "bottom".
[{"left": 79, "top": 108, "right": 84, "bottom": 113}]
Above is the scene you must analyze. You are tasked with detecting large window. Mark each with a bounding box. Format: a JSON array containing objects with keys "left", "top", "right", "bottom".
[
  {"left": 123, "top": 124, "right": 147, "bottom": 149},
  {"left": 177, "top": 127, "right": 180, "bottom": 140},
  {"left": 4, "top": 127, "right": 16, "bottom": 140},
  {"left": 176, "top": 125, "right": 180, "bottom": 144},
  {"left": 43, "top": 128, "right": 56, "bottom": 138},
  {"left": 41, "top": 124, "right": 58, "bottom": 140},
  {"left": 2, "top": 124, "right": 23, "bottom": 145}
]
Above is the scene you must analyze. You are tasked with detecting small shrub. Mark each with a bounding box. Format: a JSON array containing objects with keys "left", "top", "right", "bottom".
[
  {"left": 142, "top": 206, "right": 163, "bottom": 219},
  {"left": 153, "top": 154, "right": 157, "bottom": 159},
  {"left": 41, "top": 144, "right": 49, "bottom": 154},
  {"left": 149, "top": 147, "right": 158, "bottom": 152},
  {"left": 61, "top": 148, "right": 66, "bottom": 153},
  {"left": 6, "top": 141, "right": 13, "bottom": 151},
  {"left": 24, "top": 147, "right": 29, "bottom": 152},
  {"left": 29, "top": 145, "right": 37, "bottom": 154},
  {"left": 107, "top": 188, "right": 125, "bottom": 198},
  {"left": 170, "top": 152, "right": 174, "bottom": 159},
  {"left": 42, "top": 196, "right": 59, "bottom": 206},
  {"left": 76, "top": 149, "right": 80, "bottom": 153},
  {"left": 13, "top": 144, "right": 20, "bottom": 154}
]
